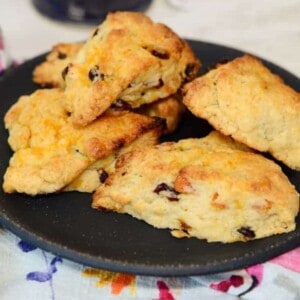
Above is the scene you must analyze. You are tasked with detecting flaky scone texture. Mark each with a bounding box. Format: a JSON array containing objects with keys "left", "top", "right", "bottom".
[
  {"left": 31, "top": 41, "right": 184, "bottom": 134},
  {"left": 183, "top": 55, "right": 300, "bottom": 170},
  {"left": 3, "top": 88, "right": 163, "bottom": 195},
  {"left": 32, "top": 42, "right": 186, "bottom": 134},
  {"left": 63, "top": 11, "right": 200, "bottom": 126},
  {"left": 93, "top": 131, "right": 299, "bottom": 243},
  {"left": 33, "top": 42, "right": 83, "bottom": 87},
  {"left": 64, "top": 129, "right": 160, "bottom": 192}
]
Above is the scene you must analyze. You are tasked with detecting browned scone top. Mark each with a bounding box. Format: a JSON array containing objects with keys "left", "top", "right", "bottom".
[
  {"left": 33, "top": 42, "right": 83, "bottom": 87},
  {"left": 62, "top": 11, "right": 200, "bottom": 126},
  {"left": 3, "top": 88, "right": 164, "bottom": 195},
  {"left": 183, "top": 55, "right": 300, "bottom": 170},
  {"left": 32, "top": 41, "right": 185, "bottom": 134},
  {"left": 92, "top": 131, "right": 299, "bottom": 243}
]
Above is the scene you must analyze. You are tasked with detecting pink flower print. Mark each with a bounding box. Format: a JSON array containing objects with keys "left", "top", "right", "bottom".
[
  {"left": 245, "top": 264, "right": 264, "bottom": 286},
  {"left": 233, "top": 264, "right": 264, "bottom": 297},
  {"left": 270, "top": 247, "right": 300, "bottom": 273},
  {"left": 157, "top": 280, "right": 175, "bottom": 300},
  {"left": 0, "top": 31, "right": 4, "bottom": 50},
  {"left": 210, "top": 275, "right": 244, "bottom": 292}
]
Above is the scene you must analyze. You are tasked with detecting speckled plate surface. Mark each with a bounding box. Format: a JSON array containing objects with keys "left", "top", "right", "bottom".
[{"left": 0, "top": 40, "right": 299, "bottom": 276}]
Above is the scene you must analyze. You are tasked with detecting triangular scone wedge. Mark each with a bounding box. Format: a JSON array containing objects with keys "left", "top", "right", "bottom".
[
  {"left": 183, "top": 54, "right": 300, "bottom": 170},
  {"left": 33, "top": 42, "right": 83, "bottom": 88},
  {"left": 62, "top": 11, "right": 200, "bottom": 126},
  {"left": 32, "top": 41, "right": 187, "bottom": 134},
  {"left": 92, "top": 132, "right": 299, "bottom": 243},
  {"left": 64, "top": 128, "right": 160, "bottom": 192},
  {"left": 3, "top": 88, "right": 164, "bottom": 195}
]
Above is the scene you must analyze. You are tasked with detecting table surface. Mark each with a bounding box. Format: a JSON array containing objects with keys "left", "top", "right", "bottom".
[{"left": 0, "top": 1, "right": 300, "bottom": 299}]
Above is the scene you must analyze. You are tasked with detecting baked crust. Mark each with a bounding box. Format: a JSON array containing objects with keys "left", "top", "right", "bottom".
[
  {"left": 3, "top": 88, "right": 163, "bottom": 195},
  {"left": 62, "top": 12, "right": 200, "bottom": 126},
  {"left": 183, "top": 55, "right": 300, "bottom": 170},
  {"left": 92, "top": 131, "right": 299, "bottom": 242},
  {"left": 33, "top": 42, "right": 83, "bottom": 87},
  {"left": 64, "top": 129, "right": 160, "bottom": 192},
  {"left": 32, "top": 40, "right": 186, "bottom": 134}
]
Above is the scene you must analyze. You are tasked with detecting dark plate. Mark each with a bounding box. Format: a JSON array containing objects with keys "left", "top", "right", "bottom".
[{"left": 0, "top": 40, "right": 299, "bottom": 276}]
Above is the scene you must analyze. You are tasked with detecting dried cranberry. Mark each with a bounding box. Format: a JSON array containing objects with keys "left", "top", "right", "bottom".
[
  {"left": 98, "top": 169, "right": 108, "bottom": 183},
  {"left": 58, "top": 52, "right": 67, "bottom": 59},
  {"left": 88, "top": 65, "right": 104, "bottom": 82},
  {"left": 167, "top": 195, "right": 179, "bottom": 201},
  {"left": 61, "top": 65, "right": 70, "bottom": 81},
  {"left": 237, "top": 227, "right": 256, "bottom": 239},
  {"left": 114, "top": 139, "right": 125, "bottom": 150},
  {"left": 153, "top": 183, "right": 179, "bottom": 201},
  {"left": 92, "top": 28, "right": 99, "bottom": 37},
  {"left": 154, "top": 183, "right": 170, "bottom": 193},
  {"left": 151, "top": 50, "right": 170, "bottom": 60},
  {"left": 154, "top": 78, "right": 164, "bottom": 89}
]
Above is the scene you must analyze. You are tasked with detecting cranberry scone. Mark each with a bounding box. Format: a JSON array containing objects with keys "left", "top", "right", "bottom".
[
  {"left": 3, "top": 88, "right": 164, "bottom": 195},
  {"left": 64, "top": 128, "right": 160, "bottom": 192},
  {"left": 183, "top": 55, "right": 300, "bottom": 170},
  {"left": 33, "top": 42, "right": 83, "bottom": 88},
  {"left": 92, "top": 131, "right": 299, "bottom": 243},
  {"left": 32, "top": 41, "right": 187, "bottom": 134},
  {"left": 62, "top": 11, "right": 200, "bottom": 126}
]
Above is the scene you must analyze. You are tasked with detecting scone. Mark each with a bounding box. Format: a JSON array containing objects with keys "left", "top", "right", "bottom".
[
  {"left": 64, "top": 128, "right": 159, "bottom": 192},
  {"left": 33, "top": 42, "right": 83, "bottom": 87},
  {"left": 3, "top": 88, "right": 164, "bottom": 195},
  {"left": 92, "top": 131, "right": 299, "bottom": 243},
  {"left": 32, "top": 41, "right": 186, "bottom": 134},
  {"left": 62, "top": 11, "right": 200, "bottom": 126},
  {"left": 183, "top": 55, "right": 300, "bottom": 170}
]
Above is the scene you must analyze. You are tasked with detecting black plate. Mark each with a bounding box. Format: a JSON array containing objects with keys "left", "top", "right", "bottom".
[{"left": 0, "top": 40, "right": 299, "bottom": 276}]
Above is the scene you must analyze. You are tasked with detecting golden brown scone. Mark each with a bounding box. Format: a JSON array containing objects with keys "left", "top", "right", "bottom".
[
  {"left": 136, "top": 94, "right": 185, "bottom": 134},
  {"left": 183, "top": 54, "right": 300, "bottom": 170},
  {"left": 33, "top": 42, "right": 83, "bottom": 87},
  {"left": 3, "top": 88, "right": 164, "bottom": 195},
  {"left": 92, "top": 131, "right": 299, "bottom": 243},
  {"left": 32, "top": 43, "right": 184, "bottom": 134},
  {"left": 32, "top": 42, "right": 185, "bottom": 134},
  {"left": 63, "top": 11, "right": 200, "bottom": 126},
  {"left": 64, "top": 129, "right": 159, "bottom": 192}
]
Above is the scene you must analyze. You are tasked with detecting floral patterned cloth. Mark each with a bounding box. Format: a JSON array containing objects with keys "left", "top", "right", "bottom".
[
  {"left": 0, "top": 27, "right": 12, "bottom": 76},
  {"left": 1, "top": 228, "right": 300, "bottom": 300},
  {"left": 1, "top": 22, "right": 300, "bottom": 300}
]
